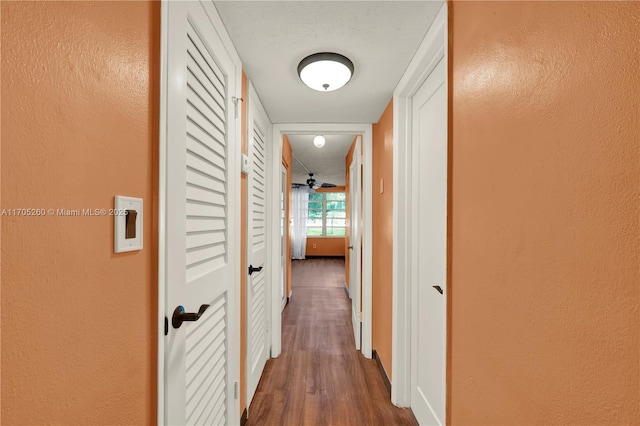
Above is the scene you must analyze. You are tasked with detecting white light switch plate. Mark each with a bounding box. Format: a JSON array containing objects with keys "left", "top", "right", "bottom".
[
  {"left": 241, "top": 153, "right": 251, "bottom": 174},
  {"left": 114, "top": 196, "right": 143, "bottom": 253}
]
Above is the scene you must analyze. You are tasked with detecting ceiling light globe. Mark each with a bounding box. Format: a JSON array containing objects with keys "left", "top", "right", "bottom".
[
  {"left": 298, "top": 53, "right": 354, "bottom": 92},
  {"left": 313, "top": 135, "right": 326, "bottom": 148}
]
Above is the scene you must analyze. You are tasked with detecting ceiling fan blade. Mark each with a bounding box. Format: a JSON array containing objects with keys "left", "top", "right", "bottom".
[{"left": 321, "top": 182, "right": 337, "bottom": 188}]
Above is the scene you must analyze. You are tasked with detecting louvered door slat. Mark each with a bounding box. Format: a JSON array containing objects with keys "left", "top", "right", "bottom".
[
  {"left": 186, "top": 185, "right": 225, "bottom": 208},
  {"left": 187, "top": 54, "right": 225, "bottom": 119},
  {"left": 251, "top": 129, "right": 266, "bottom": 251},
  {"left": 250, "top": 280, "right": 265, "bottom": 365},
  {"left": 186, "top": 230, "right": 225, "bottom": 249},
  {"left": 185, "top": 292, "right": 227, "bottom": 423},
  {"left": 185, "top": 200, "right": 225, "bottom": 219},
  {"left": 187, "top": 86, "right": 226, "bottom": 135},
  {"left": 186, "top": 134, "right": 226, "bottom": 172},
  {"left": 186, "top": 150, "right": 226, "bottom": 186},
  {"left": 186, "top": 27, "right": 226, "bottom": 102},
  {"left": 186, "top": 119, "right": 226, "bottom": 160}
]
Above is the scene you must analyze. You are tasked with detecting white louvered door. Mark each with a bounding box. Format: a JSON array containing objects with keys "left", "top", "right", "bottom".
[
  {"left": 164, "top": 2, "right": 239, "bottom": 425},
  {"left": 246, "top": 83, "right": 270, "bottom": 409}
]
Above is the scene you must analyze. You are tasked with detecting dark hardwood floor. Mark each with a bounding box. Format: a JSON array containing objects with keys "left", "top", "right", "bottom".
[{"left": 246, "top": 258, "right": 416, "bottom": 426}]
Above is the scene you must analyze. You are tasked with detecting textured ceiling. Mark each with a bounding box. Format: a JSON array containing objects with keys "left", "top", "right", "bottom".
[
  {"left": 288, "top": 134, "right": 354, "bottom": 186},
  {"left": 214, "top": 1, "right": 443, "bottom": 123},
  {"left": 214, "top": 1, "right": 442, "bottom": 186}
]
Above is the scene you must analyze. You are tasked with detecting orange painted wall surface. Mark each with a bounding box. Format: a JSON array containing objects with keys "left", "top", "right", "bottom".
[
  {"left": 240, "top": 72, "right": 248, "bottom": 415},
  {"left": 449, "top": 2, "right": 640, "bottom": 423},
  {"left": 1, "top": 2, "right": 159, "bottom": 424},
  {"left": 316, "top": 186, "right": 346, "bottom": 194},
  {"left": 282, "top": 136, "right": 293, "bottom": 298},
  {"left": 371, "top": 100, "right": 393, "bottom": 379},
  {"left": 305, "top": 237, "right": 346, "bottom": 257},
  {"left": 344, "top": 138, "right": 358, "bottom": 287}
]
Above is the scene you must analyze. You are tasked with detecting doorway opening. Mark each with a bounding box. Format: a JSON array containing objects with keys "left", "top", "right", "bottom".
[
  {"left": 287, "top": 133, "right": 359, "bottom": 348},
  {"left": 268, "top": 124, "right": 373, "bottom": 359}
]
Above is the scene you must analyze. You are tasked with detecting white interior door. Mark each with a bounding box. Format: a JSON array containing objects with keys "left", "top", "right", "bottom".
[
  {"left": 410, "top": 57, "right": 447, "bottom": 425},
  {"left": 246, "top": 83, "right": 271, "bottom": 410},
  {"left": 280, "top": 164, "right": 287, "bottom": 311},
  {"left": 349, "top": 137, "right": 362, "bottom": 350},
  {"left": 164, "top": 1, "right": 240, "bottom": 425}
]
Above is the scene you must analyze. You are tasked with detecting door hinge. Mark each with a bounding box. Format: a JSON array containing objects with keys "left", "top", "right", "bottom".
[
  {"left": 234, "top": 381, "right": 239, "bottom": 399},
  {"left": 232, "top": 96, "right": 243, "bottom": 119},
  {"left": 358, "top": 312, "right": 363, "bottom": 322}
]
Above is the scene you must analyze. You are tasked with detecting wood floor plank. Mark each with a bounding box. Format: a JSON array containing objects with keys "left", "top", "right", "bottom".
[{"left": 246, "top": 258, "right": 416, "bottom": 426}]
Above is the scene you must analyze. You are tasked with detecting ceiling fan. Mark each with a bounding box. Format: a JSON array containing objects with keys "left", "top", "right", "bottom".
[
  {"left": 291, "top": 151, "right": 337, "bottom": 191},
  {"left": 292, "top": 173, "right": 337, "bottom": 191}
]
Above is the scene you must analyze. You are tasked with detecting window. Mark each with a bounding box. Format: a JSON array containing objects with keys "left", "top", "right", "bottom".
[{"left": 306, "top": 192, "right": 346, "bottom": 236}]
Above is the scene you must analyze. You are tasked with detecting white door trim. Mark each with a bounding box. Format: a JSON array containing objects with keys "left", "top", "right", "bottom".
[
  {"left": 348, "top": 137, "right": 362, "bottom": 350},
  {"left": 280, "top": 164, "right": 288, "bottom": 313},
  {"left": 269, "top": 123, "right": 373, "bottom": 358},
  {"left": 391, "top": 2, "right": 448, "bottom": 409},
  {"left": 157, "top": 1, "right": 243, "bottom": 423},
  {"left": 157, "top": 3, "right": 168, "bottom": 423}
]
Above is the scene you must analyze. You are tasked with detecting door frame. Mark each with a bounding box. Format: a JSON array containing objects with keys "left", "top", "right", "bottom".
[
  {"left": 280, "top": 163, "right": 288, "bottom": 312},
  {"left": 391, "top": 2, "right": 448, "bottom": 411},
  {"left": 157, "top": 1, "right": 243, "bottom": 423},
  {"left": 348, "top": 137, "right": 362, "bottom": 350},
  {"left": 269, "top": 123, "right": 373, "bottom": 358}
]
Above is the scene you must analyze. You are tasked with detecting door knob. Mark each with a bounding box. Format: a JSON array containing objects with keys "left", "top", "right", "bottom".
[
  {"left": 248, "top": 264, "right": 263, "bottom": 275},
  {"left": 172, "top": 304, "right": 210, "bottom": 329}
]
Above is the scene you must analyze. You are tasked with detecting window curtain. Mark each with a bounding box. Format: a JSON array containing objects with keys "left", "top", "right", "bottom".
[{"left": 290, "top": 187, "right": 309, "bottom": 260}]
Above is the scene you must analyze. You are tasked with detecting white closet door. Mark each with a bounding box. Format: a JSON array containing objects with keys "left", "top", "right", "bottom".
[
  {"left": 164, "top": 1, "right": 240, "bottom": 424},
  {"left": 246, "top": 83, "right": 271, "bottom": 410},
  {"left": 411, "top": 57, "right": 447, "bottom": 425}
]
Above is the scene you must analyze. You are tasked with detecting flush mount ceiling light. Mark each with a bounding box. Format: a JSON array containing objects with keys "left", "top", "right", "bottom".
[
  {"left": 297, "top": 52, "right": 354, "bottom": 92},
  {"left": 313, "top": 135, "right": 326, "bottom": 148}
]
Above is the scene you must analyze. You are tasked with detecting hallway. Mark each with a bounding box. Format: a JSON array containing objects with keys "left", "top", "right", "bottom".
[{"left": 246, "top": 258, "right": 415, "bottom": 425}]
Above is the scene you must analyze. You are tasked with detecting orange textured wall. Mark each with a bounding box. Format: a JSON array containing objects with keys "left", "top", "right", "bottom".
[
  {"left": 344, "top": 137, "right": 358, "bottom": 288},
  {"left": 1, "top": 2, "right": 159, "bottom": 424},
  {"left": 449, "top": 2, "right": 640, "bottom": 424},
  {"left": 240, "top": 72, "right": 248, "bottom": 415},
  {"left": 371, "top": 100, "right": 393, "bottom": 379},
  {"left": 306, "top": 237, "right": 346, "bottom": 257},
  {"left": 316, "top": 186, "right": 346, "bottom": 194},
  {"left": 282, "top": 136, "right": 293, "bottom": 298}
]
